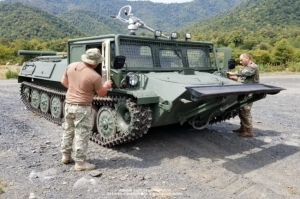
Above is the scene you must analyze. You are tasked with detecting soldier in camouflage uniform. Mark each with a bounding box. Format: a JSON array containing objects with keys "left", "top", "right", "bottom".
[
  {"left": 227, "top": 53, "right": 259, "bottom": 137},
  {"left": 61, "top": 48, "right": 112, "bottom": 171}
]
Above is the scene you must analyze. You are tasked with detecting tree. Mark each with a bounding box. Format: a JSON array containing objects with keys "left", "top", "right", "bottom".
[
  {"left": 271, "top": 39, "right": 296, "bottom": 65},
  {"left": 0, "top": 45, "right": 14, "bottom": 64},
  {"left": 226, "top": 29, "right": 244, "bottom": 47}
]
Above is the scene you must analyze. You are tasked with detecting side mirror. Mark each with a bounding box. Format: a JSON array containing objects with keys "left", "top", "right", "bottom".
[
  {"left": 228, "top": 58, "right": 236, "bottom": 70},
  {"left": 113, "top": 55, "right": 126, "bottom": 69}
]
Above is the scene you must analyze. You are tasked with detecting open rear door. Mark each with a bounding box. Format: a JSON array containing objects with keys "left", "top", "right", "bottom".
[{"left": 101, "top": 40, "right": 111, "bottom": 85}]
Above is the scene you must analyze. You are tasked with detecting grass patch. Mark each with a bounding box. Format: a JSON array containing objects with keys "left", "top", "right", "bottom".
[
  {"left": 0, "top": 179, "right": 7, "bottom": 194},
  {"left": 259, "top": 64, "right": 287, "bottom": 72},
  {"left": 287, "top": 62, "right": 300, "bottom": 72},
  {"left": 259, "top": 62, "right": 300, "bottom": 73}
]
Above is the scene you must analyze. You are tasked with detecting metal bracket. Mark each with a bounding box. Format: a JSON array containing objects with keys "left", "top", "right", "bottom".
[{"left": 159, "top": 100, "right": 172, "bottom": 112}]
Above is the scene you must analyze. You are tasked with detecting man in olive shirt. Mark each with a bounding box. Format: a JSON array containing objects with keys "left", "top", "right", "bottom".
[
  {"left": 61, "top": 48, "right": 112, "bottom": 171},
  {"left": 227, "top": 53, "right": 259, "bottom": 137}
]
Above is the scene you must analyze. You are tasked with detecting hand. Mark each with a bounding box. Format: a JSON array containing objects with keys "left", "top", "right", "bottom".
[
  {"left": 103, "top": 80, "right": 113, "bottom": 89},
  {"left": 227, "top": 72, "right": 236, "bottom": 76},
  {"left": 229, "top": 76, "right": 238, "bottom": 81}
]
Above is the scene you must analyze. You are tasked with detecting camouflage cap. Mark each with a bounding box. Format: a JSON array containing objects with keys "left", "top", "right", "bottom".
[{"left": 81, "top": 48, "right": 104, "bottom": 65}]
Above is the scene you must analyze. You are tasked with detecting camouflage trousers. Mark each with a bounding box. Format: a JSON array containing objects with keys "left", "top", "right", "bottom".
[
  {"left": 61, "top": 103, "right": 93, "bottom": 162},
  {"left": 238, "top": 103, "right": 253, "bottom": 131}
]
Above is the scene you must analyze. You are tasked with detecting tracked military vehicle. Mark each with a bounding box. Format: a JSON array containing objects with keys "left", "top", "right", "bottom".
[{"left": 18, "top": 5, "right": 284, "bottom": 147}]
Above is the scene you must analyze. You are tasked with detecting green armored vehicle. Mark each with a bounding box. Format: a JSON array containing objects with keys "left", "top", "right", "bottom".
[{"left": 18, "top": 6, "right": 284, "bottom": 147}]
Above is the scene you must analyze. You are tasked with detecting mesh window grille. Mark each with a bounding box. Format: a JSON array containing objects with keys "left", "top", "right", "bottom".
[
  {"left": 159, "top": 49, "right": 183, "bottom": 68},
  {"left": 119, "top": 39, "right": 214, "bottom": 68},
  {"left": 119, "top": 41, "right": 153, "bottom": 68},
  {"left": 187, "top": 48, "right": 211, "bottom": 67}
]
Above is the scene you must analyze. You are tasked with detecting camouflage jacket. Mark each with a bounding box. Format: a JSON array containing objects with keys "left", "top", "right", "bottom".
[{"left": 237, "top": 62, "right": 259, "bottom": 84}]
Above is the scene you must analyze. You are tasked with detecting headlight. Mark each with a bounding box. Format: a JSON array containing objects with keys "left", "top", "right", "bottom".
[
  {"left": 128, "top": 72, "right": 139, "bottom": 86},
  {"left": 120, "top": 72, "right": 139, "bottom": 88}
]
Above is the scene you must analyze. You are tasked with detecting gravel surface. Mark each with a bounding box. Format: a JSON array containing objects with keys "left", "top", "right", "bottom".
[{"left": 0, "top": 75, "right": 299, "bottom": 199}]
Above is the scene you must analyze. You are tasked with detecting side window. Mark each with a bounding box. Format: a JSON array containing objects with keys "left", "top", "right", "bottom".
[
  {"left": 69, "top": 45, "right": 86, "bottom": 63},
  {"left": 215, "top": 51, "right": 224, "bottom": 68},
  {"left": 216, "top": 48, "right": 232, "bottom": 71}
]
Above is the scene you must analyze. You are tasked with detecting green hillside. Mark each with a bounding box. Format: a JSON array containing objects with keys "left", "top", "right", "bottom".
[
  {"left": 0, "top": 3, "right": 85, "bottom": 39},
  {"left": 58, "top": 10, "right": 126, "bottom": 36}
]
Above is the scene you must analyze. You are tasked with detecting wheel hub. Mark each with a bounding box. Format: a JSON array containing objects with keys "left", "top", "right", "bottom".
[
  {"left": 124, "top": 112, "right": 131, "bottom": 122},
  {"left": 101, "top": 119, "right": 109, "bottom": 130},
  {"left": 96, "top": 106, "right": 116, "bottom": 139}
]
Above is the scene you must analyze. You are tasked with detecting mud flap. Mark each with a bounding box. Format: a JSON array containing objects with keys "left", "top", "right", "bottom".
[{"left": 186, "top": 84, "right": 285, "bottom": 101}]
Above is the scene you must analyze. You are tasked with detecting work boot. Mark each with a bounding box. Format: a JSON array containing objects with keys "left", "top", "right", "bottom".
[
  {"left": 74, "top": 161, "right": 96, "bottom": 171},
  {"left": 238, "top": 130, "right": 253, "bottom": 138},
  {"left": 61, "top": 153, "right": 74, "bottom": 164},
  {"left": 232, "top": 126, "right": 245, "bottom": 133}
]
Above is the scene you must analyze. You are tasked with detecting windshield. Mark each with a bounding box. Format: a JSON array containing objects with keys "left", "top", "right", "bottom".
[
  {"left": 119, "top": 39, "right": 216, "bottom": 70},
  {"left": 187, "top": 49, "right": 212, "bottom": 68},
  {"left": 159, "top": 49, "right": 183, "bottom": 68}
]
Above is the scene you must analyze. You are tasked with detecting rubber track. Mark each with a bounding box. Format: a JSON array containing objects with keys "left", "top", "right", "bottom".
[
  {"left": 21, "top": 82, "right": 65, "bottom": 125},
  {"left": 20, "top": 82, "right": 152, "bottom": 147}
]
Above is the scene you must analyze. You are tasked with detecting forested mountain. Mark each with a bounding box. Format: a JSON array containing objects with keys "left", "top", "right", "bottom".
[
  {"left": 1, "top": 0, "right": 300, "bottom": 71},
  {"left": 4, "top": 0, "right": 245, "bottom": 32},
  {"left": 178, "top": 0, "right": 300, "bottom": 66},
  {"left": 180, "top": 0, "right": 300, "bottom": 45},
  {"left": 0, "top": 3, "right": 85, "bottom": 39}
]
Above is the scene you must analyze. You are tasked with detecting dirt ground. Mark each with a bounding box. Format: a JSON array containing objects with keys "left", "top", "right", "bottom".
[{"left": 0, "top": 74, "right": 299, "bottom": 199}]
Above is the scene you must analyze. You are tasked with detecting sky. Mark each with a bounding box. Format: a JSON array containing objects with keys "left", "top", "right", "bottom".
[{"left": 149, "top": 0, "right": 193, "bottom": 3}]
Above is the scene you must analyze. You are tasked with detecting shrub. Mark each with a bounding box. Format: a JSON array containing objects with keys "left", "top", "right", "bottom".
[
  {"left": 252, "top": 49, "right": 271, "bottom": 64},
  {"left": 5, "top": 69, "right": 18, "bottom": 79}
]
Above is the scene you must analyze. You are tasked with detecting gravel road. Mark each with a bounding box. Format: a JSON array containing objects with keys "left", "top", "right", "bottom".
[{"left": 0, "top": 75, "right": 299, "bottom": 199}]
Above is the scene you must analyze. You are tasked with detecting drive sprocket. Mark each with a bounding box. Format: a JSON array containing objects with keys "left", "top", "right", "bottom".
[{"left": 115, "top": 98, "right": 152, "bottom": 137}]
